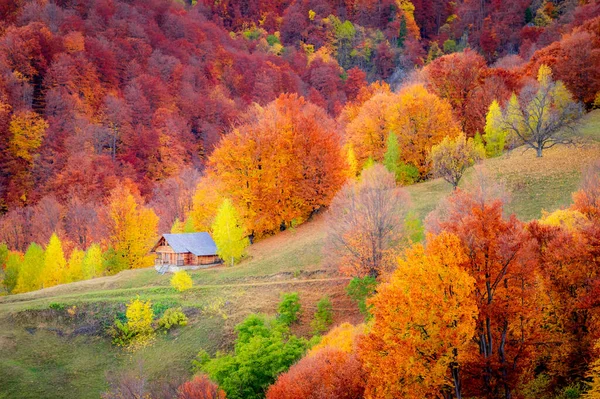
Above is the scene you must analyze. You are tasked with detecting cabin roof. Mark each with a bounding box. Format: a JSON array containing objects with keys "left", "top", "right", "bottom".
[{"left": 152, "top": 232, "right": 218, "bottom": 256}]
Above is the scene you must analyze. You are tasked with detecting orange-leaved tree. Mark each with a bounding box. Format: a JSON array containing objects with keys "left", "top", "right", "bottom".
[
  {"left": 526, "top": 163, "right": 600, "bottom": 381},
  {"left": 344, "top": 90, "right": 397, "bottom": 168},
  {"left": 209, "top": 94, "right": 346, "bottom": 238},
  {"left": 308, "top": 322, "right": 366, "bottom": 356},
  {"left": 266, "top": 347, "right": 365, "bottom": 399},
  {"left": 189, "top": 175, "right": 225, "bottom": 233},
  {"left": 430, "top": 184, "right": 541, "bottom": 398},
  {"left": 359, "top": 232, "right": 478, "bottom": 399},
  {"left": 387, "top": 84, "right": 461, "bottom": 177},
  {"left": 423, "top": 49, "right": 488, "bottom": 135},
  {"left": 7, "top": 110, "right": 48, "bottom": 204},
  {"left": 325, "top": 164, "right": 410, "bottom": 279},
  {"left": 178, "top": 375, "right": 226, "bottom": 399},
  {"left": 344, "top": 84, "right": 460, "bottom": 177}
]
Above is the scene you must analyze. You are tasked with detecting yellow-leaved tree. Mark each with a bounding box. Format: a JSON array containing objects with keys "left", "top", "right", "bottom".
[
  {"left": 502, "top": 64, "right": 582, "bottom": 157},
  {"left": 345, "top": 144, "right": 359, "bottom": 179},
  {"left": 308, "top": 322, "right": 365, "bottom": 356},
  {"left": 81, "top": 244, "right": 103, "bottom": 279},
  {"left": 211, "top": 199, "right": 249, "bottom": 267},
  {"left": 359, "top": 232, "right": 478, "bottom": 399},
  {"left": 430, "top": 133, "right": 484, "bottom": 190},
  {"left": 66, "top": 248, "right": 84, "bottom": 283},
  {"left": 483, "top": 100, "right": 507, "bottom": 157},
  {"left": 14, "top": 243, "right": 45, "bottom": 293},
  {"left": 8, "top": 111, "right": 48, "bottom": 203},
  {"left": 189, "top": 176, "right": 224, "bottom": 232},
  {"left": 9, "top": 111, "right": 48, "bottom": 163},
  {"left": 539, "top": 208, "right": 589, "bottom": 232},
  {"left": 42, "top": 233, "right": 68, "bottom": 288},
  {"left": 107, "top": 185, "right": 158, "bottom": 272}
]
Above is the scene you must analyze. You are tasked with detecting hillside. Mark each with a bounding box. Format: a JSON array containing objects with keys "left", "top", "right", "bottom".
[{"left": 1, "top": 110, "right": 598, "bottom": 399}]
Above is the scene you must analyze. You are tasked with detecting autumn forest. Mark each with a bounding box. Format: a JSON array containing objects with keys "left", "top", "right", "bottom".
[{"left": 1, "top": 0, "right": 600, "bottom": 398}]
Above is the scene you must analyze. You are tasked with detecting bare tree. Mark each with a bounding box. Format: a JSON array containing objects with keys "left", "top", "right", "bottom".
[
  {"left": 103, "top": 362, "right": 151, "bottom": 399},
  {"left": 325, "top": 164, "right": 410, "bottom": 279},
  {"left": 102, "top": 361, "right": 186, "bottom": 399},
  {"left": 149, "top": 167, "right": 201, "bottom": 233},
  {"left": 573, "top": 160, "right": 600, "bottom": 219},
  {"left": 0, "top": 207, "right": 33, "bottom": 251},
  {"left": 31, "top": 195, "right": 63, "bottom": 245},
  {"left": 502, "top": 66, "right": 583, "bottom": 157},
  {"left": 64, "top": 197, "right": 102, "bottom": 248}
]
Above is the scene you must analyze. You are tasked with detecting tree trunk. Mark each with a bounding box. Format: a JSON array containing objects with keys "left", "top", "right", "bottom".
[{"left": 536, "top": 147, "right": 543, "bottom": 157}]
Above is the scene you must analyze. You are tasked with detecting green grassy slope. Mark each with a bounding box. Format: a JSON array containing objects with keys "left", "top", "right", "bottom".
[{"left": 0, "top": 110, "right": 598, "bottom": 399}]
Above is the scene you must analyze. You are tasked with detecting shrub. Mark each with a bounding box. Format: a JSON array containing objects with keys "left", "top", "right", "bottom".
[
  {"left": 49, "top": 302, "right": 66, "bottom": 311},
  {"left": 278, "top": 292, "right": 302, "bottom": 326},
  {"left": 158, "top": 307, "right": 188, "bottom": 331},
  {"left": 171, "top": 270, "right": 193, "bottom": 292},
  {"left": 345, "top": 276, "right": 377, "bottom": 319},
  {"left": 109, "top": 297, "right": 155, "bottom": 349},
  {"left": 151, "top": 300, "right": 178, "bottom": 318},
  {"left": 311, "top": 296, "right": 333, "bottom": 335}
]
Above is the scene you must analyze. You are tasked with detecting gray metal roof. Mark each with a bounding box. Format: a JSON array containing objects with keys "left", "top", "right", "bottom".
[{"left": 160, "top": 232, "right": 218, "bottom": 256}]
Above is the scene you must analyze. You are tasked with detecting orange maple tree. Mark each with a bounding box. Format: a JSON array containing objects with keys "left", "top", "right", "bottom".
[
  {"left": 431, "top": 186, "right": 541, "bottom": 398},
  {"left": 208, "top": 93, "right": 346, "bottom": 238},
  {"left": 266, "top": 347, "right": 365, "bottom": 399},
  {"left": 344, "top": 84, "right": 460, "bottom": 176},
  {"left": 359, "top": 232, "right": 478, "bottom": 399}
]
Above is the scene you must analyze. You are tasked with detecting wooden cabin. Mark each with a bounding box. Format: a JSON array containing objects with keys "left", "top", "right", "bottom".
[{"left": 151, "top": 232, "right": 220, "bottom": 269}]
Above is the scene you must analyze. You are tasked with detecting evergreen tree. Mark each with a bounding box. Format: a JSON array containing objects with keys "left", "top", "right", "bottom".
[{"left": 212, "top": 199, "right": 249, "bottom": 267}]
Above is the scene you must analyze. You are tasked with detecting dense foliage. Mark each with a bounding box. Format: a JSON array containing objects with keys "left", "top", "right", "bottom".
[
  {"left": 1, "top": 1, "right": 600, "bottom": 397},
  {"left": 196, "top": 313, "right": 307, "bottom": 399}
]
